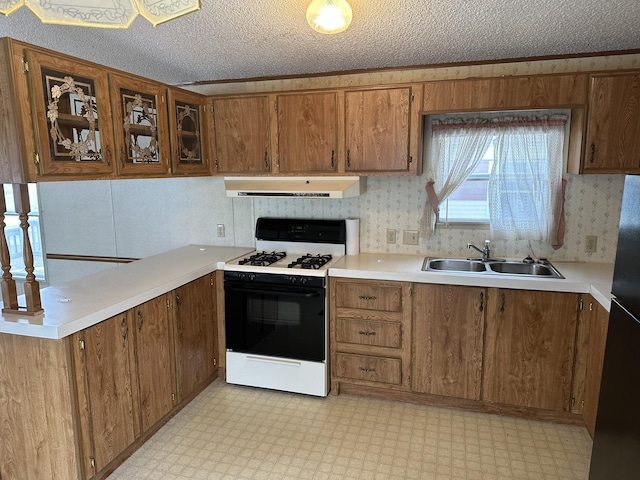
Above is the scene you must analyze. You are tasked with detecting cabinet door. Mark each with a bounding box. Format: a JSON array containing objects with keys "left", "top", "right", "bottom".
[
  {"left": 212, "top": 95, "right": 270, "bottom": 174},
  {"left": 583, "top": 300, "right": 609, "bottom": 437},
  {"left": 484, "top": 289, "right": 579, "bottom": 411},
  {"left": 133, "top": 293, "right": 176, "bottom": 433},
  {"left": 584, "top": 73, "right": 640, "bottom": 173},
  {"left": 26, "top": 49, "right": 116, "bottom": 177},
  {"left": 277, "top": 92, "right": 337, "bottom": 173},
  {"left": 72, "top": 313, "right": 137, "bottom": 476},
  {"left": 110, "top": 73, "right": 171, "bottom": 176},
  {"left": 345, "top": 87, "right": 412, "bottom": 173},
  {"left": 174, "top": 273, "right": 217, "bottom": 400},
  {"left": 168, "top": 87, "right": 211, "bottom": 175},
  {"left": 412, "top": 284, "right": 485, "bottom": 400}
]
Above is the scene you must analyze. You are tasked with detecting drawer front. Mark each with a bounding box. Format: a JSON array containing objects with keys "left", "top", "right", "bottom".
[
  {"left": 335, "top": 353, "right": 401, "bottom": 385},
  {"left": 336, "top": 318, "right": 401, "bottom": 348},
  {"left": 335, "top": 282, "right": 402, "bottom": 311}
]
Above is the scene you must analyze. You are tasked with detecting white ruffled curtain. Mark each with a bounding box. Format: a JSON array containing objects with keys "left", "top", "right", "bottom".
[
  {"left": 488, "top": 115, "right": 567, "bottom": 247},
  {"left": 420, "top": 119, "right": 493, "bottom": 237},
  {"left": 421, "top": 114, "right": 568, "bottom": 248}
]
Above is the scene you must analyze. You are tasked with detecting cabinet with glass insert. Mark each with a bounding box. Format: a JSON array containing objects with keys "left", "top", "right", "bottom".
[
  {"left": 168, "top": 88, "right": 211, "bottom": 175},
  {"left": 25, "top": 48, "right": 116, "bottom": 177},
  {"left": 109, "top": 73, "right": 170, "bottom": 176}
]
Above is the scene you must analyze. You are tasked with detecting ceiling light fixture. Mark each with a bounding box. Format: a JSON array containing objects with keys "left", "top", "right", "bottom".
[
  {"left": 0, "top": 0, "right": 200, "bottom": 28},
  {"left": 306, "top": 0, "right": 352, "bottom": 35}
]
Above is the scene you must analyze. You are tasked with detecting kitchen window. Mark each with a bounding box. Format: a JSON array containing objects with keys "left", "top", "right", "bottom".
[
  {"left": 422, "top": 111, "right": 569, "bottom": 247},
  {"left": 2, "top": 184, "right": 45, "bottom": 280}
]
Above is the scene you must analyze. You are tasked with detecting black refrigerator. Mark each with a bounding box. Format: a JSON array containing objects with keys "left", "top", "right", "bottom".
[{"left": 589, "top": 175, "right": 640, "bottom": 479}]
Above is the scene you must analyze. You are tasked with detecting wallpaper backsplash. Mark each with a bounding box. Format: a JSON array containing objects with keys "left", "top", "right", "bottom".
[
  {"left": 251, "top": 172, "right": 624, "bottom": 262},
  {"left": 38, "top": 172, "right": 623, "bottom": 286}
]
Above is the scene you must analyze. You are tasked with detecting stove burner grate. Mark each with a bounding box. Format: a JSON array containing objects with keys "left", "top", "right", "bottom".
[
  {"left": 238, "top": 251, "right": 286, "bottom": 267},
  {"left": 288, "top": 254, "right": 333, "bottom": 269}
]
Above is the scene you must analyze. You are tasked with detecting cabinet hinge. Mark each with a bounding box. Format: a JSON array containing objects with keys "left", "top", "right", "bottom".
[
  {"left": 171, "top": 393, "right": 175, "bottom": 401},
  {"left": 571, "top": 396, "right": 575, "bottom": 407},
  {"left": 213, "top": 358, "right": 217, "bottom": 366},
  {"left": 276, "top": 155, "right": 280, "bottom": 168},
  {"left": 21, "top": 57, "right": 29, "bottom": 73},
  {"left": 589, "top": 302, "right": 594, "bottom": 312},
  {"left": 274, "top": 101, "right": 278, "bottom": 113},
  {"left": 166, "top": 298, "right": 170, "bottom": 309},
  {"left": 210, "top": 276, "right": 214, "bottom": 286},
  {"left": 407, "top": 375, "right": 411, "bottom": 386},
  {"left": 408, "top": 155, "right": 413, "bottom": 165},
  {"left": 89, "top": 456, "right": 95, "bottom": 470},
  {"left": 33, "top": 152, "right": 40, "bottom": 165},
  {"left": 410, "top": 93, "right": 414, "bottom": 103},
  {"left": 161, "top": 95, "right": 165, "bottom": 104},
  {"left": 79, "top": 339, "right": 85, "bottom": 351},
  {"left": 579, "top": 299, "right": 583, "bottom": 311},
  {"left": 408, "top": 287, "right": 412, "bottom": 297}
]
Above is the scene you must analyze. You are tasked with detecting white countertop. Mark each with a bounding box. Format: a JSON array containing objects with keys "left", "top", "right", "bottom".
[
  {"left": 0, "top": 245, "right": 253, "bottom": 340},
  {"left": 1, "top": 247, "right": 614, "bottom": 340},
  {"left": 330, "top": 253, "right": 615, "bottom": 311}
]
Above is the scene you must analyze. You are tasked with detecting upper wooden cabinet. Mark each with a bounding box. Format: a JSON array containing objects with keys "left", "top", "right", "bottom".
[
  {"left": 275, "top": 91, "right": 338, "bottom": 173},
  {"left": 167, "top": 88, "right": 211, "bottom": 175},
  {"left": 422, "top": 74, "right": 589, "bottom": 113},
  {"left": 211, "top": 95, "right": 271, "bottom": 174},
  {"left": 345, "top": 86, "right": 421, "bottom": 174},
  {"left": 26, "top": 48, "right": 117, "bottom": 178},
  {"left": 582, "top": 72, "right": 640, "bottom": 173},
  {"left": 109, "top": 73, "right": 171, "bottom": 176}
]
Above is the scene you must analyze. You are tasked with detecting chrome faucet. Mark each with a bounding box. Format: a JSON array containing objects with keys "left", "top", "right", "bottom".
[{"left": 468, "top": 240, "right": 491, "bottom": 261}]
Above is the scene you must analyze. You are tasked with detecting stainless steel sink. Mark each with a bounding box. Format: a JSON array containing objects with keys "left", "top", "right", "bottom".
[
  {"left": 422, "top": 257, "right": 564, "bottom": 278},
  {"left": 423, "top": 258, "right": 489, "bottom": 272},
  {"left": 487, "top": 261, "right": 564, "bottom": 278}
]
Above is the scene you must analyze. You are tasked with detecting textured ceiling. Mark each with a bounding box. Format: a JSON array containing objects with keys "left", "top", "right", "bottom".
[{"left": 1, "top": 0, "right": 639, "bottom": 86}]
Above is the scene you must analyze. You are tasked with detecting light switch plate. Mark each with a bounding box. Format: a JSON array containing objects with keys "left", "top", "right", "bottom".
[
  {"left": 216, "top": 224, "right": 225, "bottom": 237},
  {"left": 585, "top": 235, "right": 597, "bottom": 253},
  {"left": 386, "top": 229, "right": 396, "bottom": 244},
  {"left": 403, "top": 230, "right": 419, "bottom": 245}
]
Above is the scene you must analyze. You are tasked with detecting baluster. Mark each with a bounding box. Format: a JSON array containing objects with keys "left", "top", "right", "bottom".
[
  {"left": 13, "top": 184, "right": 43, "bottom": 315},
  {"left": 0, "top": 185, "right": 18, "bottom": 312}
]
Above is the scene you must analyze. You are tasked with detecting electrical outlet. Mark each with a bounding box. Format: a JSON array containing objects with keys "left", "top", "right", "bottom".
[
  {"left": 585, "top": 235, "right": 597, "bottom": 253},
  {"left": 216, "top": 224, "right": 225, "bottom": 237},
  {"left": 403, "top": 230, "right": 419, "bottom": 245},
  {"left": 386, "top": 229, "right": 397, "bottom": 244}
]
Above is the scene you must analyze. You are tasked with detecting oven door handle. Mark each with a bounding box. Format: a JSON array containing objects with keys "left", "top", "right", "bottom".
[{"left": 226, "top": 284, "right": 322, "bottom": 298}]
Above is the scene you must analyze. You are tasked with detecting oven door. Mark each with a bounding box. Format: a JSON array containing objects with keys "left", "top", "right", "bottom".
[{"left": 225, "top": 279, "right": 326, "bottom": 362}]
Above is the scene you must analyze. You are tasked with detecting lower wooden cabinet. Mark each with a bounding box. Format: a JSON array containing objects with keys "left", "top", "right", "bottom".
[
  {"left": 412, "top": 284, "right": 485, "bottom": 401},
  {"left": 133, "top": 293, "right": 176, "bottom": 433},
  {"left": 72, "top": 312, "right": 138, "bottom": 478},
  {"left": 0, "top": 273, "right": 220, "bottom": 480},
  {"left": 483, "top": 289, "right": 580, "bottom": 412},
  {"left": 572, "top": 295, "right": 609, "bottom": 438},
  {"left": 174, "top": 273, "right": 217, "bottom": 400},
  {"left": 331, "top": 280, "right": 594, "bottom": 423},
  {"left": 330, "top": 278, "right": 412, "bottom": 392}
]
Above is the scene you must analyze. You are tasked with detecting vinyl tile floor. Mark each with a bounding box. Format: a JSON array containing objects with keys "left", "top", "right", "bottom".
[{"left": 107, "top": 379, "right": 593, "bottom": 480}]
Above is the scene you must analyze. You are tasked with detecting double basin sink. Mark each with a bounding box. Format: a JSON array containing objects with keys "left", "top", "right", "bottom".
[{"left": 422, "top": 257, "right": 564, "bottom": 278}]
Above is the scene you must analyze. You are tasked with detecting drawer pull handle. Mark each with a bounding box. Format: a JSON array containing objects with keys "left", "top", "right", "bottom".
[
  {"left": 358, "top": 367, "right": 376, "bottom": 373},
  {"left": 358, "top": 330, "right": 377, "bottom": 336},
  {"left": 359, "top": 295, "right": 377, "bottom": 300}
]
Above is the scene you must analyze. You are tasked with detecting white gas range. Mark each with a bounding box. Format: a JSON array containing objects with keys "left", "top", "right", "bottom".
[{"left": 223, "top": 218, "right": 347, "bottom": 397}]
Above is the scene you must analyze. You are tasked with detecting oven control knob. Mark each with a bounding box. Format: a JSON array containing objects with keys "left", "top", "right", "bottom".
[
  {"left": 300, "top": 277, "right": 308, "bottom": 285},
  {"left": 249, "top": 273, "right": 256, "bottom": 281}
]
